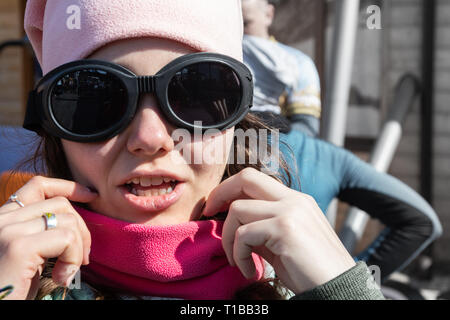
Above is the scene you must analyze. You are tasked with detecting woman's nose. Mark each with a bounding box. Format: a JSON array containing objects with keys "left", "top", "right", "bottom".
[{"left": 125, "top": 94, "right": 175, "bottom": 157}]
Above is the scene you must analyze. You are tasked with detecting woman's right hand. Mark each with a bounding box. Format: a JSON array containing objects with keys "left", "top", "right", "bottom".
[{"left": 0, "top": 176, "right": 97, "bottom": 300}]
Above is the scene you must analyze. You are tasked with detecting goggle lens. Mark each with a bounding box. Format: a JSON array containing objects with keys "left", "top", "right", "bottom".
[
  {"left": 51, "top": 69, "right": 128, "bottom": 135},
  {"left": 167, "top": 62, "right": 242, "bottom": 127}
]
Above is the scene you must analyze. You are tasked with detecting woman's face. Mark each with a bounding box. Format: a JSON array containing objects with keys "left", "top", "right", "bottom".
[{"left": 61, "top": 38, "right": 235, "bottom": 225}]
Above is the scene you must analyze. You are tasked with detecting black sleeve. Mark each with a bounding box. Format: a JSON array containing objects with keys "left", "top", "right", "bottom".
[{"left": 336, "top": 148, "right": 442, "bottom": 282}]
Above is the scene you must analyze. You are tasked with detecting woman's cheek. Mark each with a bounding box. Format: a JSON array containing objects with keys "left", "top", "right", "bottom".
[
  {"left": 203, "top": 130, "right": 235, "bottom": 187},
  {"left": 61, "top": 139, "right": 114, "bottom": 187},
  {"left": 179, "top": 129, "right": 234, "bottom": 187},
  {"left": 171, "top": 128, "right": 234, "bottom": 167},
  {"left": 202, "top": 131, "right": 234, "bottom": 166}
]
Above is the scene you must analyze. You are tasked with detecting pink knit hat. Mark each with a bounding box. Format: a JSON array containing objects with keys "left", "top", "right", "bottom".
[{"left": 24, "top": 0, "right": 244, "bottom": 75}]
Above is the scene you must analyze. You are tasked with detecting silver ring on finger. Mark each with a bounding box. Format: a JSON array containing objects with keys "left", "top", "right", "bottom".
[
  {"left": 42, "top": 212, "right": 57, "bottom": 230},
  {"left": 8, "top": 194, "right": 25, "bottom": 208}
]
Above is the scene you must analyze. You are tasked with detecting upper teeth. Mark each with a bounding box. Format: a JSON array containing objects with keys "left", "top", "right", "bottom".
[{"left": 126, "top": 177, "right": 176, "bottom": 187}]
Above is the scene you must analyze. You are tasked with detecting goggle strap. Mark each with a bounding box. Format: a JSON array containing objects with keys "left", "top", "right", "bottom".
[
  {"left": 137, "top": 76, "right": 155, "bottom": 93},
  {"left": 23, "top": 90, "right": 42, "bottom": 134}
]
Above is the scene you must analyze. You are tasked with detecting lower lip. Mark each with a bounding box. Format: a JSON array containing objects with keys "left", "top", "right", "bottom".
[{"left": 118, "top": 182, "right": 185, "bottom": 212}]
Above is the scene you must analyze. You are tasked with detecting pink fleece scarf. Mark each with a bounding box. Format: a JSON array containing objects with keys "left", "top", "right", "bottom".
[{"left": 75, "top": 207, "right": 264, "bottom": 300}]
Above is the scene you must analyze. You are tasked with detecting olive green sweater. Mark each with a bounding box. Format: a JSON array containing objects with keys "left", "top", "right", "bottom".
[{"left": 291, "top": 261, "right": 385, "bottom": 300}]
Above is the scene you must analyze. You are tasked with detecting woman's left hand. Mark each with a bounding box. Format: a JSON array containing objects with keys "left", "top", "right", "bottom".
[{"left": 202, "top": 168, "right": 356, "bottom": 295}]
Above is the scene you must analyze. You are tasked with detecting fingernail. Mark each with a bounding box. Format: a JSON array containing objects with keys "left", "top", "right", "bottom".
[
  {"left": 59, "top": 264, "right": 79, "bottom": 287},
  {"left": 65, "top": 272, "right": 77, "bottom": 288}
]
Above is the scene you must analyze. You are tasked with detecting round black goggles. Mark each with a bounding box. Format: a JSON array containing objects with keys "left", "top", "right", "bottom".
[{"left": 23, "top": 52, "right": 253, "bottom": 142}]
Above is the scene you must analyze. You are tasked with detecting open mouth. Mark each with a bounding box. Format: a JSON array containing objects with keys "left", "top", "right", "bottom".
[
  {"left": 118, "top": 173, "right": 186, "bottom": 212},
  {"left": 123, "top": 176, "right": 179, "bottom": 197}
]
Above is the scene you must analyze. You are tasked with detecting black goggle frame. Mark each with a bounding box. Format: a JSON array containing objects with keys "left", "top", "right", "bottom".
[{"left": 24, "top": 52, "right": 253, "bottom": 142}]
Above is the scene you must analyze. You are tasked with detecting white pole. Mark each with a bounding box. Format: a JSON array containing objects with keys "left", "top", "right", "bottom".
[{"left": 323, "top": 0, "right": 361, "bottom": 227}]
